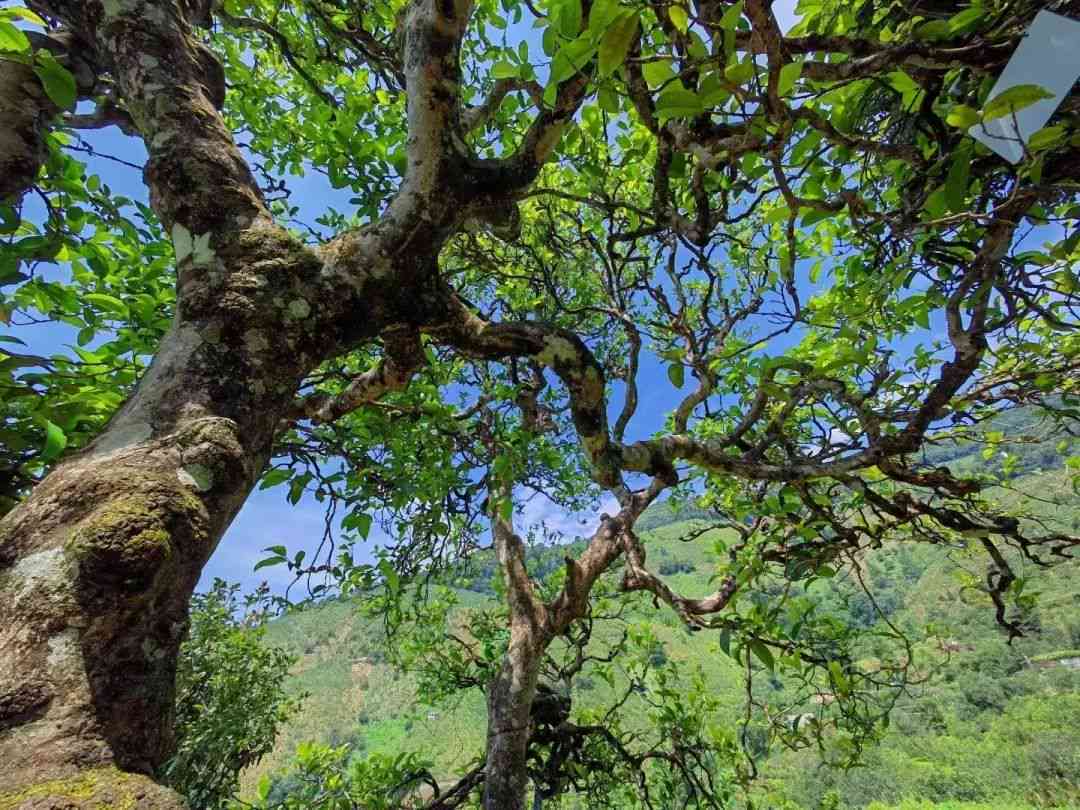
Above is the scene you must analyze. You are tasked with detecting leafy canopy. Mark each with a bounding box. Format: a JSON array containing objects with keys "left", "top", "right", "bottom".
[{"left": 2, "top": 0, "right": 1080, "bottom": 804}]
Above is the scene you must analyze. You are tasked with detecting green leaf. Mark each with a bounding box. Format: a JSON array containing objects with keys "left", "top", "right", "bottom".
[
  {"left": 801, "top": 207, "right": 836, "bottom": 227},
  {"left": 264, "top": 545, "right": 288, "bottom": 557},
  {"left": 750, "top": 640, "right": 775, "bottom": 672},
  {"left": 257, "top": 775, "right": 272, "bottom": 802},
  {"left": 33, "top": 50, "right": 77, "bottom": 109},
  {"left": 777, "top": 60, "right": 802, "bottom": 97},
  {"left": 642, "top": 58, "right": 674, "bottom": 89},
  {"left": 378, "top": 557, "right": 401, "bottom": 594},
  {"left": 765, "top": 204, "right": 790, "bottom": 224},
  {"left": 352, "top": 511, "right": 373, "bottom": 540},
  {"left": 0, "top": 7, "right": 46, "bottom": 25},
  {"left": 543, "top": 81, "right": 558, "bottom": 108},
  {"left": 829, "top": 660, "right": 849, "bottom": 693},
  {"left": 553, "top": 0, "right": 582, "bottom": 37},
  {"left": 945, "top": 104, "right": 980, "bottom": 129},
  {"left": 656, "top": 86, "right": 702, "bottom": 119},
  {"left": 588, "top": 0, "right": 620, "bottom": 31},
  {"left": 947, "top": 6, "right": 984, "bottom": 34},
  {"left": 1029, "top": 125, "right": 1065, "bottom": 151},
  {"left": 667, "top": 362, "right": 685, "bottom": 388},
  {"left": 887, "top": 69, "right": 923, "bottom": 107},
  {"left": 697, "top": 73, "right": 729, "bottom": 107},
  {"left": 923, "top": 184, "right": 947, "bottom": 219},
  {"left": 597, "top": 84, "right": 620, "bottom": 113},
  {"left": 668, "top": 4, "right": 689, "bottom": 33},
  {"left": 550, "top": 35, "right": 596, "bottom": 83},
  {"left": 0, "top": 19, "right": 30, "bottom": 52},
  {"left": 914, "top": 19, "right": 950, "bottom": 40},
  {"left": 598, "top": 12, "right": 638, "bottom": 77},
  {"left": 982, "top": 84, "right": 1055, "bottom": 123},
  {"left": 253, "top": 555, "right": 287, "bottom": 572},
  {"left": 83, "top": 293, "right": 128, "bottom": 316},
  {"left": 40, "top": 419, "right": 67, "bottom": 461},
  {"left": 724, "top": 59, "right": 754, "bottom": 85},
  {"left": 491, "top": 61, "right": 518, "bottom": 79},
  {"left": 259, "top": 468, "right": 293, "bottom": 489},
  {"left": 719, "top": 0, "right": 743, "bottom": 30}
]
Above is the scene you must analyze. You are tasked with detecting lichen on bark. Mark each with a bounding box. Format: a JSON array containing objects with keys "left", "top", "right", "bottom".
[{"left": 0, "top": 766, "right": 188, "bottom": 810}]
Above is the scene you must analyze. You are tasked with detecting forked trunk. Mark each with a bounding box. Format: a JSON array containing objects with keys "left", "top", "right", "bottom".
[{"left": 0, "top": 317, "right": 306, "bottom": 807}]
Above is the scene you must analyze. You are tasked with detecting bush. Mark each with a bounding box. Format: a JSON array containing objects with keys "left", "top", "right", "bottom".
[
  {"left": 161, "top": 579, "right": 304, "bottom": 809},
  {"left": 658, "top": 559, "right": 695, "bottom": 576},
  {"left": 249, "top": 743, "right": 433, "bottom": 809}
]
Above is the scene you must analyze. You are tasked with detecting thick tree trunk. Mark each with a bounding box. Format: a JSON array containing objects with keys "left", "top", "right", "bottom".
[
  {"left": 0, "top": 300, "right": 316, "bottom": 805},
  {"left": 480, "top": 506, "right": 657, "bottom": 809},
  {"left": 482, "top": 626, "right": 543, "bottom": 810},
  {"left": 0, "top": 0, "right": 490, "bottom": 803},
  {"left": 482, "top": 513, "right": 552, "bottom": 810}
]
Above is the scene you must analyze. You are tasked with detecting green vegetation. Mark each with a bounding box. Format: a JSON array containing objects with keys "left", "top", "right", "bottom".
[
  {"left": 166, "top": 581, "right": 304, "bottom": 809},
  {"left": 226, "top": 464, "right": 1079, "bottom": 808},
  {"left": 4, "top": 0, "right": 1080, "bottom": 803}
]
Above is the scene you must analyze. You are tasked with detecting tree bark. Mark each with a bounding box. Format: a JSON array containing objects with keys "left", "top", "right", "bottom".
[
  {"left": 482, "top": 619, "right": 544, "bottom": 810},
  {"left": 0, "top": 59, "right": 56, "bottom": 206},
  {"left": 479, "top": 492, "right": 663, "bottom": 809},
  {"left": 0, "top": 0, "right": 552, "bottom": 802},
  {"left": 0, "top": 30, "right": 96, "bottom": 208},
  {"left": 480, "top": 513, "right": 548, "bottom": 810},
  {"left": 0, "top": 302, "right": 319, "bottom": 804}
]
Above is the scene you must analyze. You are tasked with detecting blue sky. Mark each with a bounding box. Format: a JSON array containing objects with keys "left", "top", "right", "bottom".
[{"left": 5, "top": 0, "right": 803, "bottom": 597}]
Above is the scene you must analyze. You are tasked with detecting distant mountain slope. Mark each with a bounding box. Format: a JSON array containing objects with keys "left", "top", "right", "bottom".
[{"left": 240, "top": 458, "right": 1080, "bottom": 807}]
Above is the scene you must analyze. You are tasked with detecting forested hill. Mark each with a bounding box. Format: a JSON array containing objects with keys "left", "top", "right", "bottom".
[{"left": 239, "top": 418, "right": 1080, "bottom": 809}]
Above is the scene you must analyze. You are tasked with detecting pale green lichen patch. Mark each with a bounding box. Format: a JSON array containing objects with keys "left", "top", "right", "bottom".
[
  {"left": 243, "top": 329, "right": 269, "bottom": 354},
  {"left": 177, "top": 463, "right": 213, "bottom": 493},
  {"left": 46, "top": 628, "right": 81, "bottom": 670},
  {"left": 90, "top": 420, "right": 152, "bottom": 457},
  {"left": 141, "top": 636, "right": 167, "bottom": 662},
  {"left": 151, "top": 131, "right": 174, "bottom": 150},
  {"left": 535, "top": 335, "right": 580, "bottom": 368},
  {"left": 620, "top": 444, "right": 651, "bottom": 469},
  {"left": 200, "top": 322, "right": 222, "bottom": 344},
  {"left": 582, "top": 434, "right": 607, "bottom": 457},
  {"left": 0, "top": 548, "right": 67, "bottom": 607},
  {"left": 100, "top": 0, "right": 141, "bottom": 19},
  {"left": 286, "top": 297, "right": 311, "bottom": 319},
  {"left": 171, "top": 223, "right": 193, "bottom": 264},
  {"left": 171, "top": 224, "right": 214, "bottom": 267},
  {"left": 580, "top": 364, "right": 604, "bottom": 398},
  {"left": 191, "top": 233, "right": 215, "bottom": 266}
]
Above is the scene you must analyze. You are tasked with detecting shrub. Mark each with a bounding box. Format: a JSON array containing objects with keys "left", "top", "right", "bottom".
[{"left": 161, "top": 579, "right": 304, "bottom": 809}]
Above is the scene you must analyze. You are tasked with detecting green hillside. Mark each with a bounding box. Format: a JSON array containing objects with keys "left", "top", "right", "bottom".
[
  {"left": 244, "top": 519, "right": 745, "bottom": 799},
  {"left": 239, "top": 428, "right": 1080, "bottom": 807}
]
